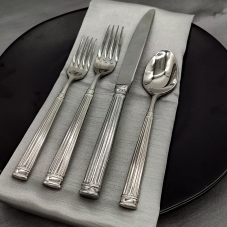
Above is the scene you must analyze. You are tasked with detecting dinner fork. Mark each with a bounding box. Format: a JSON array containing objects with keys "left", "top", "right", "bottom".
[
  {"left": 43, "top": 25, "right": 124, "bottom": 189},
  {"left": 12, "top": 36, "right": 96, "bottom": 181}
]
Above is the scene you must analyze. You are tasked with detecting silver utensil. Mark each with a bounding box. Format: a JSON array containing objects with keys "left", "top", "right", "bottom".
[
  {"left": 79, "top": 9, "right": 155, "bottom": 199},
  {"left": 43, "top": 25, "right": 123, "bottom": 189},
  {"left": 119, "top": 50, "right": 178, "bottom": 210},
  {"left": 12, "top": 36, "right": 96, "bottom": 181}
]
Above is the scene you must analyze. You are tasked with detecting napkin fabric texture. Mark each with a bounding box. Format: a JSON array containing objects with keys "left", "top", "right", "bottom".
[{"left": 0, "top": 0, "right": 193, "bottom": 226}]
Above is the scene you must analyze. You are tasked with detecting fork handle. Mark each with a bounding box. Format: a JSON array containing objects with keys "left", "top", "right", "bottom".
[
  {"left": 12, "top": 94, "right": 65, "bottom": 180},
  {"left": 43, "top": 90, "right": 94, "bottom": 189},
  {"left": 12, "top": 77, "right": 74, "bottom": 181},
  {"left": 79, "top": 85, "right": 127, "bottom": 199},
  {"left": 119, "top": 95, "right": 157, "bottom": 209}
]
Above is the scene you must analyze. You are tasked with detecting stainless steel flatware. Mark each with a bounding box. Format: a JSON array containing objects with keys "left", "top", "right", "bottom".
[
  {"left": 43, "top": 25, "right": 123, "bottom": 189},
  {"left": 12, "top": 36, "right": 96, "bottom": 181},
  {"left": 79, "top": 9, "right": 155, "bottom": 199},
  {"left": 119, "top": 50, "right": 178, "bottom": 210}
]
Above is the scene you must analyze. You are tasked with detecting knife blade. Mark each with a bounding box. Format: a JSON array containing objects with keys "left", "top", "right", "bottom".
[
  {"left": 117, "top": 9, "right": 155, "bottom": 87},
  {"left": 79, "top": 9, "right": 155, "bottom": 199}
]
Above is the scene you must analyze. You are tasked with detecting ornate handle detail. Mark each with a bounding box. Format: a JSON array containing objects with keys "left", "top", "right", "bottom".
[
  {"left": 119, "top": 110, "right": 154, "bottom": 210},
  {"left": 43, "top": 92, "right": 93, "bottom": 189},
  {"left": 12, "top": 94, "right": 65, "bottom": 181},
  {"left": 79, "top": 85, "right": 127, "bottom": 199}
]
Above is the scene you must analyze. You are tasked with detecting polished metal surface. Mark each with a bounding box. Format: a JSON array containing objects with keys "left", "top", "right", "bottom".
[
  {"left": 119, "top": 50, "right": 178, "bottom": 209},
  {"left": 43, "top": 25, "right": 123, "bottom": 189},
  {"left": 79, "top": 10, "right": 155, "bottom": 199},
  {"left": 12, "top": 36, "right": 96, "bottom": 181},
  {"left": 117, "top": 9, "right": 155, "bottom": 86}
]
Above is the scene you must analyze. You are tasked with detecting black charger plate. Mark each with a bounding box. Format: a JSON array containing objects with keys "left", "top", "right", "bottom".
[{"left": 0, "top": 8, "right": 227, "bottom": 214}]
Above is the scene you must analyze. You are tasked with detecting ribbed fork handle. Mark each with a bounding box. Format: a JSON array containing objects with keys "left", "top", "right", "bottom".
[
  {"left": 79, "top": 85, "right": 127, "bottom": 199},
  {"left": 12, "top": 77, "right": 74, "bottom": 181},
  {"left": 43, "top": 91, "right": 94, "bottom": 189},
  {"left": 12, "top": 94, "right": 65, "bottom": 180},
  {"left": 119, "top": 95, "right": 157, "bottom": 209}
]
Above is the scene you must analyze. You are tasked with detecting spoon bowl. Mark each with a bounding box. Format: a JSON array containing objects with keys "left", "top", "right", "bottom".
[{"left": 143, "top": 50, "right": 178, "bottom": 97}]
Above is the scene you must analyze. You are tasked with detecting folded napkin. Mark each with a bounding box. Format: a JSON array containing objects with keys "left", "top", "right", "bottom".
[{"left": 0, "top": 0, "right": 193, "bottom": 226}]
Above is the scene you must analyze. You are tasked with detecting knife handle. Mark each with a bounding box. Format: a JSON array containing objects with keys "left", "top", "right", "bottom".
[
  {"left": 79, "top": 85, "right": 128, "bottom": 199},
  {"left": 43, "top": 90, "right": 94, "bottom": 189}
]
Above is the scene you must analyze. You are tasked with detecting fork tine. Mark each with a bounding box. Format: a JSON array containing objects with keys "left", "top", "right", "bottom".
[
  {"left": 114, "top": 26, "right": 124, "bottom": 62},
  {"left": 103, "top": 25, "right": 114, "bottom": 59},
  {"left": 76, "top": 36, "right": 89, "bottom": 66},
  {"left": 82, "top": 38, "right": 93, "bottom": 68},
  {"left": 98, "top": 25, "right": 110, "bottom": 59},
  {"left": 108, "top": 25, "right": 119, "bottom": 61},
  {"left": 73, "top": 36, "right": 85, "bottom": 65},
  {"left": 86, "top": 39, "right": 96, "bottom": 69}
]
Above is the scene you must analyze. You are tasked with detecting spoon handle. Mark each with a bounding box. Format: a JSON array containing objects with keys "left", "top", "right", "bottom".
[
  {"left": 12, "top": 77, "right": 73, "bottom": 181},
  {"left": 119, "top": 96, "right": 157, "bottom": 210}
]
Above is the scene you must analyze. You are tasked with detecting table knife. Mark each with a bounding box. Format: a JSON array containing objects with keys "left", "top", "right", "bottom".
[{"left": 79, "top": 9, "right": 155, "bottom": 199}]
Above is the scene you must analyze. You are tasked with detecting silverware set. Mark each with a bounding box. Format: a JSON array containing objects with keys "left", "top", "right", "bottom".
[{"left": 12, "top": 9, "right": 179, "bottom": 210}]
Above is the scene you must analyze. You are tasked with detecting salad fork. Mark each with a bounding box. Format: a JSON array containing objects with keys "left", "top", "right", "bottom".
[
  {"left": 43, "top": 25, "right": 124, "bottom": 189},
  {"left": 12, "top": 36, "right": 96, "bottom": 181}
]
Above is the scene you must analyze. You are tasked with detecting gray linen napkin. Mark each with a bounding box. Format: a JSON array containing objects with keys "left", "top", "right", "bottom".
[{"left": 0, "top": 0, "right": 193, "bottom": 226}]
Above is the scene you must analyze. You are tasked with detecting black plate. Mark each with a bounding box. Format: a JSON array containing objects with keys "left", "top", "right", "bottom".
[{"left": 0, "top": 8, "right": 227, "bottom": 214}]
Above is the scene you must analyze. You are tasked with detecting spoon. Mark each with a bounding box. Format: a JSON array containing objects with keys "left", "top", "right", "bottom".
[{"left": 119, "top": 50, "right": 178, "bottom": 210}]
